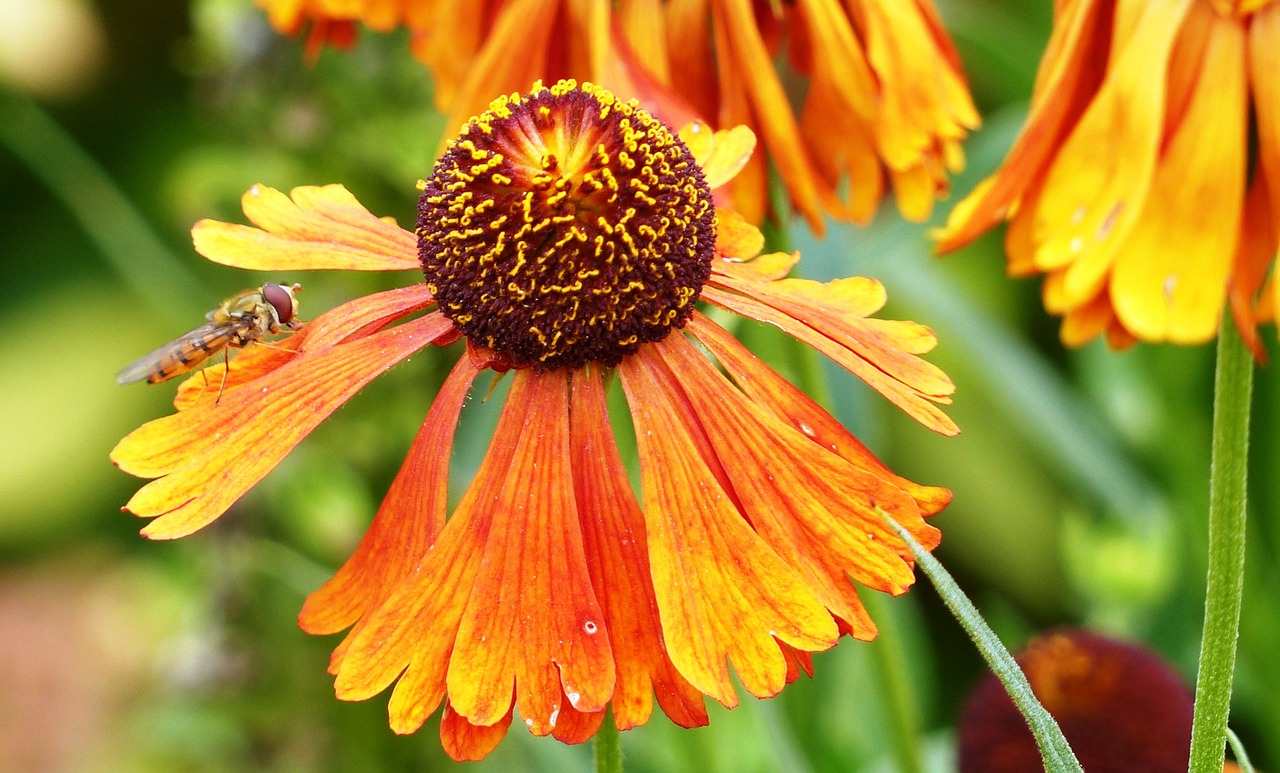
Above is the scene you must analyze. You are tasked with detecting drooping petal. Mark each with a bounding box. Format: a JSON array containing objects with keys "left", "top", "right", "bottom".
[
  {"left": 1030, "top": 0, "right": 1193, "bottom": 303},
  {"left": 299, "top": 357, "right": 478, "bottom": 658},
  {"left": 703, "top": 275, "right": 958, "bottom": 435},
  {"left": 619, "top": 345, "right": 838, "bottom": 706},
  {"left": 569, "top": 365, "right": 709, "bottom": 730},
  {"left": 687, "top": 313, "right": 951, "bottom": 517},
  {"left": 111, "top": 312, "right": 454, "bottom": 538},
  {"left": 336, "top": 370, "right": 615, "bottom": 738},
  {"left": 712, "top": 0, "right": 831, "bottom": 233},
  {"left": 549, "top": 693, "right": 607, "bottom": 745},
  {"left": 445, "top": 369, "right": 614, "bottom": 733},
  {"left": 440, "top": 701, "right": 512, "bottom": 762},
  {"left": 336, "top": 379, "right": 533, "bottom": 726},
  {"left": 1109, "top": 7, "right": 1246, "bottom": 343},
  {"left": 651, "top": 332, "right": 933, "bottom": 638},
  {"left": 192, "top": 184, "right": 420, "bottom": 271}
]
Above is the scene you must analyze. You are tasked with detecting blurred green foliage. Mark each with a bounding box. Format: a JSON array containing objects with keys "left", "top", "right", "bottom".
[{"left": 0, "top": 0, "right": 1275, "bottom": 770}]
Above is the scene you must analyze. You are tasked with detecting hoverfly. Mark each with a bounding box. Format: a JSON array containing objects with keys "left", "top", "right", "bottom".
[{"left": 116, "top": 282, "right": 303, "bottom": 387}]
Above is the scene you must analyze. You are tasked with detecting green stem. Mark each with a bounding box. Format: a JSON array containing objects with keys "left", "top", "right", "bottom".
[
  {"left": 864, "top": 593, "right": 924, "bottom": 773},
  {"left": 1189, "top": 321, "right": 1253, "bottom": 772},
  {"left": 884, "top": 516, "right": 1084, "bottom": 773},
  {"left": 594, "top": 713, "right": 622, "bottom": 773}
]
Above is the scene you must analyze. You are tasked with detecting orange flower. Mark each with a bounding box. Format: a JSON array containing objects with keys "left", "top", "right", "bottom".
[
  {"left": 253, "top": 0, "right": 980, "bottom": 233},
  {"left": 112, "top": 81, "right": 956, "bottom": 761},
  {"left": 936, "top": 0, "right": 1280, "bottom": 352}
]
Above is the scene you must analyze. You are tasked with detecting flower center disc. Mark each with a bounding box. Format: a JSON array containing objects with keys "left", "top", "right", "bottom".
[{"left": 417, "top": 80, "right": 716, "bottom": 371}]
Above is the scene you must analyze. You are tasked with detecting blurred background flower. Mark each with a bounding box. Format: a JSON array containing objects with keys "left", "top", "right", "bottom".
[
  {"left": 936, "top": 0, "right": 1280, "bottom": 352},
  {"left": 2, "top": 0, "right": 1278, "bottom": 770},
  {"left": 252, "top": 0, "right": 980, "bottom": 233},
  {"left": 957, "top": 628, "right": 1195, "bottom": 772}
]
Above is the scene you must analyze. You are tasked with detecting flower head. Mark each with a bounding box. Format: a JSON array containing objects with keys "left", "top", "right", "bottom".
[
  {"left": 253, "top": 0, "right": 979, "bottom": 232},
  {"left": 112, "top": 81, "right": 956, "bottom": 761},
  {"left": 958, "top": 629, "right": 1195, "bottom": 773},
  {"left": 936, "top": 0, "right": 1280, "bottom": 352}
]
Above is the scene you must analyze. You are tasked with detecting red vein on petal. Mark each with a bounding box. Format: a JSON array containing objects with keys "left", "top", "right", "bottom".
[
  {"left": 336, "top": 378, "right": 533, "bottom": 727},
  {"left": 688, "top": 313, "right": 952, "bottom": 518},
  {"left": 447, "top": 369, "right": 615, "bottom": 735},
  {"left": 569, "top": 365, "right": 709, "bottom": 731},
  {"left": 300, "top": 357, "right": 479, "bottom": 648},
  {"left": 701, "top": 279, "right": 958, "bottom": 435},
  {"left": 653, "top": 333, "right": 934, "bottom": 637},
  {"left": 618, "top": 346, "right": 838, "bottom": 704},
  {"left": 113, "top": 313, "right": 453, "bottom": 538}
]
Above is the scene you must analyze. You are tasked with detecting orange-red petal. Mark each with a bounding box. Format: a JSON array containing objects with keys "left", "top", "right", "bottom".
[
  {"left": 618, "top": 345, "right": 838, "bottom": 706},
  {"left": 173, "top": 284, "right": 435, "bottom": 411},
  {"left": 702, "top": 275, "right": 958, "bottom": 435},
  {"left": 440, "top": 701, "right": 512, "bottom": 762},
  {"left": 569, "top": 365, "right": 709, "bottom": 730},
  {"left": 444, "top": 369, "right": 614, "bottom": 733},
  {"left": 111, "top": 312, "right": 453, "bottom": 538},
  {"left": 652, "top": 332, "right": 932, "bottom": 637},
  {"left": 192, "top": 184, "right": 420, "bottom": 272},
  {"left": 687, "top": 313, "right": 951, "bottom": 518},
  {"left": 335, "top": 370, "right": 615, "bottom": 738},
  {"left": 299, "top": 357, "right": 478, "bottom": 654}
]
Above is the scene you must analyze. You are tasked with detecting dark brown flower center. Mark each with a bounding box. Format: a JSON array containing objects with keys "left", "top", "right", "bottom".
[{"left": 417, "top": 80, "right": 716, "bottom": 371}]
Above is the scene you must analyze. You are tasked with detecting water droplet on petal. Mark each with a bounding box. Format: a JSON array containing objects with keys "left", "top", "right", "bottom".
[
  {"left": 799, "top": 423, "right": 816, "bottom": 438},
  {"left": 566, "top": 691, "right": 581, "bottom": 708},
  {"left": 549, "top": 708, "right": 560, "bottom": 728},
  {"left": 584, "top": 620, "right": 598, "bottom": 635}
]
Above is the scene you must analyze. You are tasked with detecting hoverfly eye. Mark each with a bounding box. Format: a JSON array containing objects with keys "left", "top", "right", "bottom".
[{"left": 262, "top": 283, "right": 297, "bottom": 324}]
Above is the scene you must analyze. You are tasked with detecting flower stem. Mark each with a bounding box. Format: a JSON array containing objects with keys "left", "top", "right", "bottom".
[
  {"left": 594, "top": 713, "right": 623, "bottom": 773},
  {"left": 1189, "top": 321, "right": 1253, "bottom": 773},
  {"left": 864, "top": 593, "right": 924, "bottom": 773},
  {"left": 884, "top": 516, "right": 1084, "bottom": 773}
]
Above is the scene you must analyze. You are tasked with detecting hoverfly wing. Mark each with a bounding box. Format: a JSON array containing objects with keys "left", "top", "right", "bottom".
[{"left": 116, "top": 322, "right": 240, "bottom": 385}]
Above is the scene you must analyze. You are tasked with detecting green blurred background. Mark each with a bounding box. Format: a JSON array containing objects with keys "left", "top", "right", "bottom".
[{"left": 0, "top": 1, "right": 1275, "bottom": 770}]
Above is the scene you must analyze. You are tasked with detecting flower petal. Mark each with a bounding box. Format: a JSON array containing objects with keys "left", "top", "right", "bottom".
[
  {"left": 687, "top": 313, "right": 951, "bottom": 518},
  {"left": 111, "top": 313, "right": 453, "bottom": 538},
  {"left": 1031, "top": 0, "right": 1193, "bottom": 303},
  {"left": 192, "top": 184, "right": 420, "bottom": 272},
  {"left": 1110, "top": 8, "right": 1246, "bottom": 343},
  {"left": 679, "top": 122, "right": 757, "bottom": 190},
  {"left": 299, "top": 357, "right": 478, "bottom": 651},
  {"left": 439, "top": 701, "right": 512, "bottom": 762},
  {"left": 703, "top": 275, "right": 958, "bottom": 435},
  {"left": 445, "top": 369, "right": 614, "bottom": 733},
  {"left": 653, "top": 332, "right": 933, "bottom": 637},
  {"left": 173, "top": 284, "right": 436, "bottom": 411},
  {"left": 713, "top": 0, "right": 831, "bottom": 233},
  {"left": 619, "top": 345, "right": 838, "bottom": 705},
  {"left": 336, "top": 380, "right": 532, "bottom": 722},
  {"left": 336, "top": 370, "right": 615, "bottom": 738},
  {"left": 569, "top": 365, "right": 709, "bottom": 730}
]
